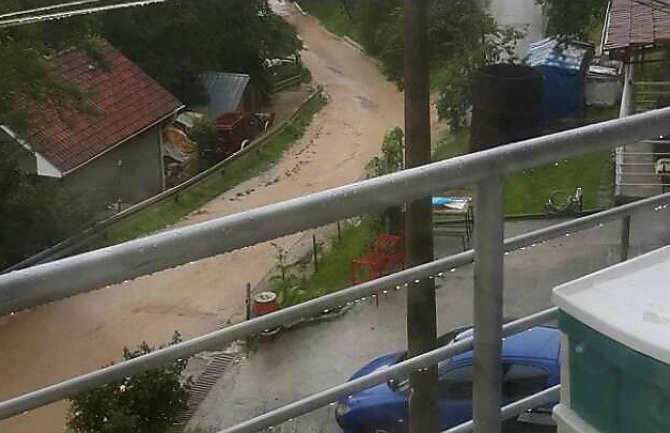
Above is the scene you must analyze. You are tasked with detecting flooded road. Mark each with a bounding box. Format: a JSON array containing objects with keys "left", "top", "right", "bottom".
[{"left": 0, "top": 4, "right": 404, "bottom": 432}]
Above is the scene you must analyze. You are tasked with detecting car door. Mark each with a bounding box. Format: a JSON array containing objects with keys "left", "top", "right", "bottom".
[
  {"left": 501, "top": 362, "right": 550, "bottom": 405},
  {"left": 437, "top": 364, "right": 476, "bottom": 429}
]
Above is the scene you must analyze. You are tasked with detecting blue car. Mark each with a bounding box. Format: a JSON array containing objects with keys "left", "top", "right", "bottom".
[{"left": 335, "top": 326, "right": 561, "bottom": 433}]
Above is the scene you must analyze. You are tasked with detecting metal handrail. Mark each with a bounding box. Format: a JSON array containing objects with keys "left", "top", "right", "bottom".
[
  {"left": 1, "top": 187, "right": 669, "bottom": 421},
  {"left": 2, "top": 107, "right": 670, "bottom": 315},
  {"left": 3, "top": 108, "right": 670, "bottom": 430}
]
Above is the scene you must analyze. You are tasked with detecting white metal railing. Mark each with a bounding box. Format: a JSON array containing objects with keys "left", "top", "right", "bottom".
[{"left": 3, "top": 107, "right": 670, "bottom": 432}]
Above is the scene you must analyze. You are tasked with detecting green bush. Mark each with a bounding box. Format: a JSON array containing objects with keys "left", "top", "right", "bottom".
[{"left": 67, "top": 332, "right": 189, "bottom": 433}]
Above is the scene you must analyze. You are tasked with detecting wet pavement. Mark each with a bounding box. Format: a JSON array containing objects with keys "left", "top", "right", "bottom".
[{"left": 188, "top": 207, "right": 670, "bottom": 432}]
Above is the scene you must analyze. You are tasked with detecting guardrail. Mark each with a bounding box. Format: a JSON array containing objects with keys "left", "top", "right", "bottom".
[
  {"left": 2, "top": 106, "right": 670, "bottom": 432},
  {"left": 3, "top": 88, "right": 324, "bottom": 273}
]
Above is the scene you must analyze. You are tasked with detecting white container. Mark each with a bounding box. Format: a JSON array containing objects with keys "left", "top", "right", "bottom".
[
  {"left": 552, "top": 245, "right": 670, "bottom": 432},
  {"left": 553, "top": 244, "right": 670, "bottom": 366}
]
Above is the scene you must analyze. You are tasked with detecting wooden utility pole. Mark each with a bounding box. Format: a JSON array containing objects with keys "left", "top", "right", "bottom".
[{"left": 404, "top": 1, "right": 438, "bottom": 433}]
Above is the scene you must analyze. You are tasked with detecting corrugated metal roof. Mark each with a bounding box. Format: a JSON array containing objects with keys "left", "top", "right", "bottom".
[
  {"left": 527, "top": 37, "right": 592, "bottom": 71},
  {"left": 604, "top": 0, "right": 670, "bottom": 52},
  {"left": 198, "top": 72, "right": 250, "bottom": 119}
]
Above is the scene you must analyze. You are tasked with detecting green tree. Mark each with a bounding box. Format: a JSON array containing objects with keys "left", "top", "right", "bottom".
[
  {"left": 366, "top": 127, "right": 404, "bottom": 177},
  {"left": 299, "top": 0, "right": 521, "bottom": 128},
  {"left": 538, "top": 0, "right": 608, "bottom": 40},
  {"left": 366, "top": 127, "right": 405, "bottom": 234},
  {"left": 99, "top": 0, "right": 302, "bottom": 104},
  {"left": 188, "top": 116, "right": 220, "bottom": 168},
  {"left": 0, "top": 141, "right": 96, "bottom": 268},
  {"left": 68, "top": 332, "right": 190, "bottom": 433},
  {"left": 0, "top": 2, "right": 99, "bottom": 268}
]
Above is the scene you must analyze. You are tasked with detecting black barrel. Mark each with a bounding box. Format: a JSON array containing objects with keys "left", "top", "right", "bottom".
[{"left": 470, "top": 64, "right": 544, "bottom": 153}]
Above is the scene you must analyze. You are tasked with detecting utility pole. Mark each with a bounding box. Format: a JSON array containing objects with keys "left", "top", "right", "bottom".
[{"left": 404, "top": 1, "right": 438, "bottom": 433}]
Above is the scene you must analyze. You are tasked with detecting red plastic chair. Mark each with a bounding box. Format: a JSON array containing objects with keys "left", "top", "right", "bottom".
[{"left": 372, "top": 234, "right": 405, "bottom": 272}]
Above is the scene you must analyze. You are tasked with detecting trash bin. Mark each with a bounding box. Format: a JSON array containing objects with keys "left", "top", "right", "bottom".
[
  {"left": 552, "top": 245, "right": 670, "bottom": 433},
  {"left": 253, "top": 291, "right": 278, "bottom": 317}
]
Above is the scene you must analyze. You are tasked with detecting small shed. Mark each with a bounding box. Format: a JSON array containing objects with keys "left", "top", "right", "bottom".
[
  {"left": 527, "top": 37, "right": 594, "bottom": 121},
  {"left": 197, "top": 72, "right": 257, "bottom": 120}
]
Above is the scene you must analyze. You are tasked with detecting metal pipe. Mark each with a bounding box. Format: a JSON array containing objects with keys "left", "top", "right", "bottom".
[
  {"left": 0, "top": 0, "right": 103, "bottom": 18},
  {"left": 214, "top": 309, "right": 559, "bottom": 433},
  {"left": 1, "top": 191, "right": 670, "bottom": 419},
  {"left": 3, "top": 108, "right": 670, "bottom": 316},
  {"left": 0, "top": 0, "right": 170, "bottom": 28},
  {"left": 444, "top": 385, "right": 561, "bottom": 433},
  {"left": 0, "top": 251, "right": 472, "bottom": 420},
  {"left": 616, "top": 59, "right": 636, "bottom": 196},
  {"left": 473, "top": 178, "right": 504, "bottom": 433}
]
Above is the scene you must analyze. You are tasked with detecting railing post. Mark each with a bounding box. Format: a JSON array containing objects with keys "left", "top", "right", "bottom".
[
  {"left": 621, "top": 215, "right": 631, "bottom": 261},
  {"left": 473, "top": 177, "right": 504, "bottom": 433}
]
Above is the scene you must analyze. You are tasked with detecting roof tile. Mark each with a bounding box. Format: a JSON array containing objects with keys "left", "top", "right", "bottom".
[{"left": 606, "top": 0, "right": 670, "bottom": 51}]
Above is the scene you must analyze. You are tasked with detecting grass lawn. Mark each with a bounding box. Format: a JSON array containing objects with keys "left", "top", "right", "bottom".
[
  {"left": 432, "top": 120, "right": 613, "bottom": 215},
  {"left": 503, "top": 152, "right": 609, "bottom": 215},
  {"left": 298, "top": 1, "right": 358, "bottom": 39},
  {"left": 273, "top": 217, "right": 379, "bottom": 307},
  {"left": 104, "top": 93, "right": 327, "bottom": 245}
]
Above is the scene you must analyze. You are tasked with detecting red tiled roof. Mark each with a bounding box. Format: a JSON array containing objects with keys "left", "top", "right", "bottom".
[
  {"left": 605, "top": 0, "right": 670, "bottom": 52},
  {"left": 26, "top": 41, "right": 182, "bottom": 173}
]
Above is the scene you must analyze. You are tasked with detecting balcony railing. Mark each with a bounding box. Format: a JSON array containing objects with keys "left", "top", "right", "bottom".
[{"left": 2, "top": 107, "right": 670, "bottom": 432}]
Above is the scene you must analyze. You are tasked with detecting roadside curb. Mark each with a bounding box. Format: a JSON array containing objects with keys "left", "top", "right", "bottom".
[
  {"left": 343, "top": 36, "right": 364, "bottom": 52},
  {"left": 282, "top": 303, "right": 353, "bottom": 331},
  {"left": 293, "top": 1, "right": 307, "bottom": 15}
]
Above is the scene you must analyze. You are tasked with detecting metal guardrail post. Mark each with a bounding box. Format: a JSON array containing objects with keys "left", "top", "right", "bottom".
[
  {"left": 473, "top": 177, "right": 504, "bottom": 433},
  {"left": 621, "top": 215, "right": 631, "bottom": 261}
]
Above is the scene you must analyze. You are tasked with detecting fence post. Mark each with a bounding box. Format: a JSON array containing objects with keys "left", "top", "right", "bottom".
[
  {"left": 246, "top": 283, "right": 252, "bottom": 321},
  {"left": 473, "top": 176, "right": 504, "bottom": 433},
  {"left": 312, "top": 234, "right": 318, "bottom": 273},
  {"left": 337, "top": 221, "right": 342, "bottom": 243}
]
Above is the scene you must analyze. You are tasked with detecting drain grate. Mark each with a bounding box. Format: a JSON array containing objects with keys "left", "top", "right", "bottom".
[{"left": 174, "top": 352, "right": 239, "bottom": 428}]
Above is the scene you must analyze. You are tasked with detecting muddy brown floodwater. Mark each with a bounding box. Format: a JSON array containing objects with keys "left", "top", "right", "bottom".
[{"left": 0, "top": 5, "right": 411, "bottom": 433}]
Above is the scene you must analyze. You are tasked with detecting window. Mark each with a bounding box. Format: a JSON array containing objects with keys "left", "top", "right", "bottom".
[
  {"left": 439, "top": 365, "right": 474, "bottom": 399},
  {"left": 502, "top": 364, "right": 548, "bottom": 400}
]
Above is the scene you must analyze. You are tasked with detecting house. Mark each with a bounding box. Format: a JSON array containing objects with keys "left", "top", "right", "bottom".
[
  {"left": 1, "top": 41, "right": 184, "bottom": 210},
  {"left": 601, "top": 0, "right": 670, "bottom": 201}
]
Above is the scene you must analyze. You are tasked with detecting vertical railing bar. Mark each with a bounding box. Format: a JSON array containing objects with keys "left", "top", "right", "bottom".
[
  {"left": 444, "top": 385, "right": 561, "bottom": 433},
  {"left": 473, "top": 176, "right": 505, "bottom": 433}
]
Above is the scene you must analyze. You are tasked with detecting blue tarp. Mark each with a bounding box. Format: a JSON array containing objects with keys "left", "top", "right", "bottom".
[{"left": 527, "top": 38, "right": 593, "bottom": 121}]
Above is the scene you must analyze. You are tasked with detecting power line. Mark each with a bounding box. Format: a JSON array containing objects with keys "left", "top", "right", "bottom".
[
  {"left": 0, "top": 0, "right": 105, "bottom": 20},
  {"left": 0, "top": 0, "right": 171, "bottom": 28}
]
